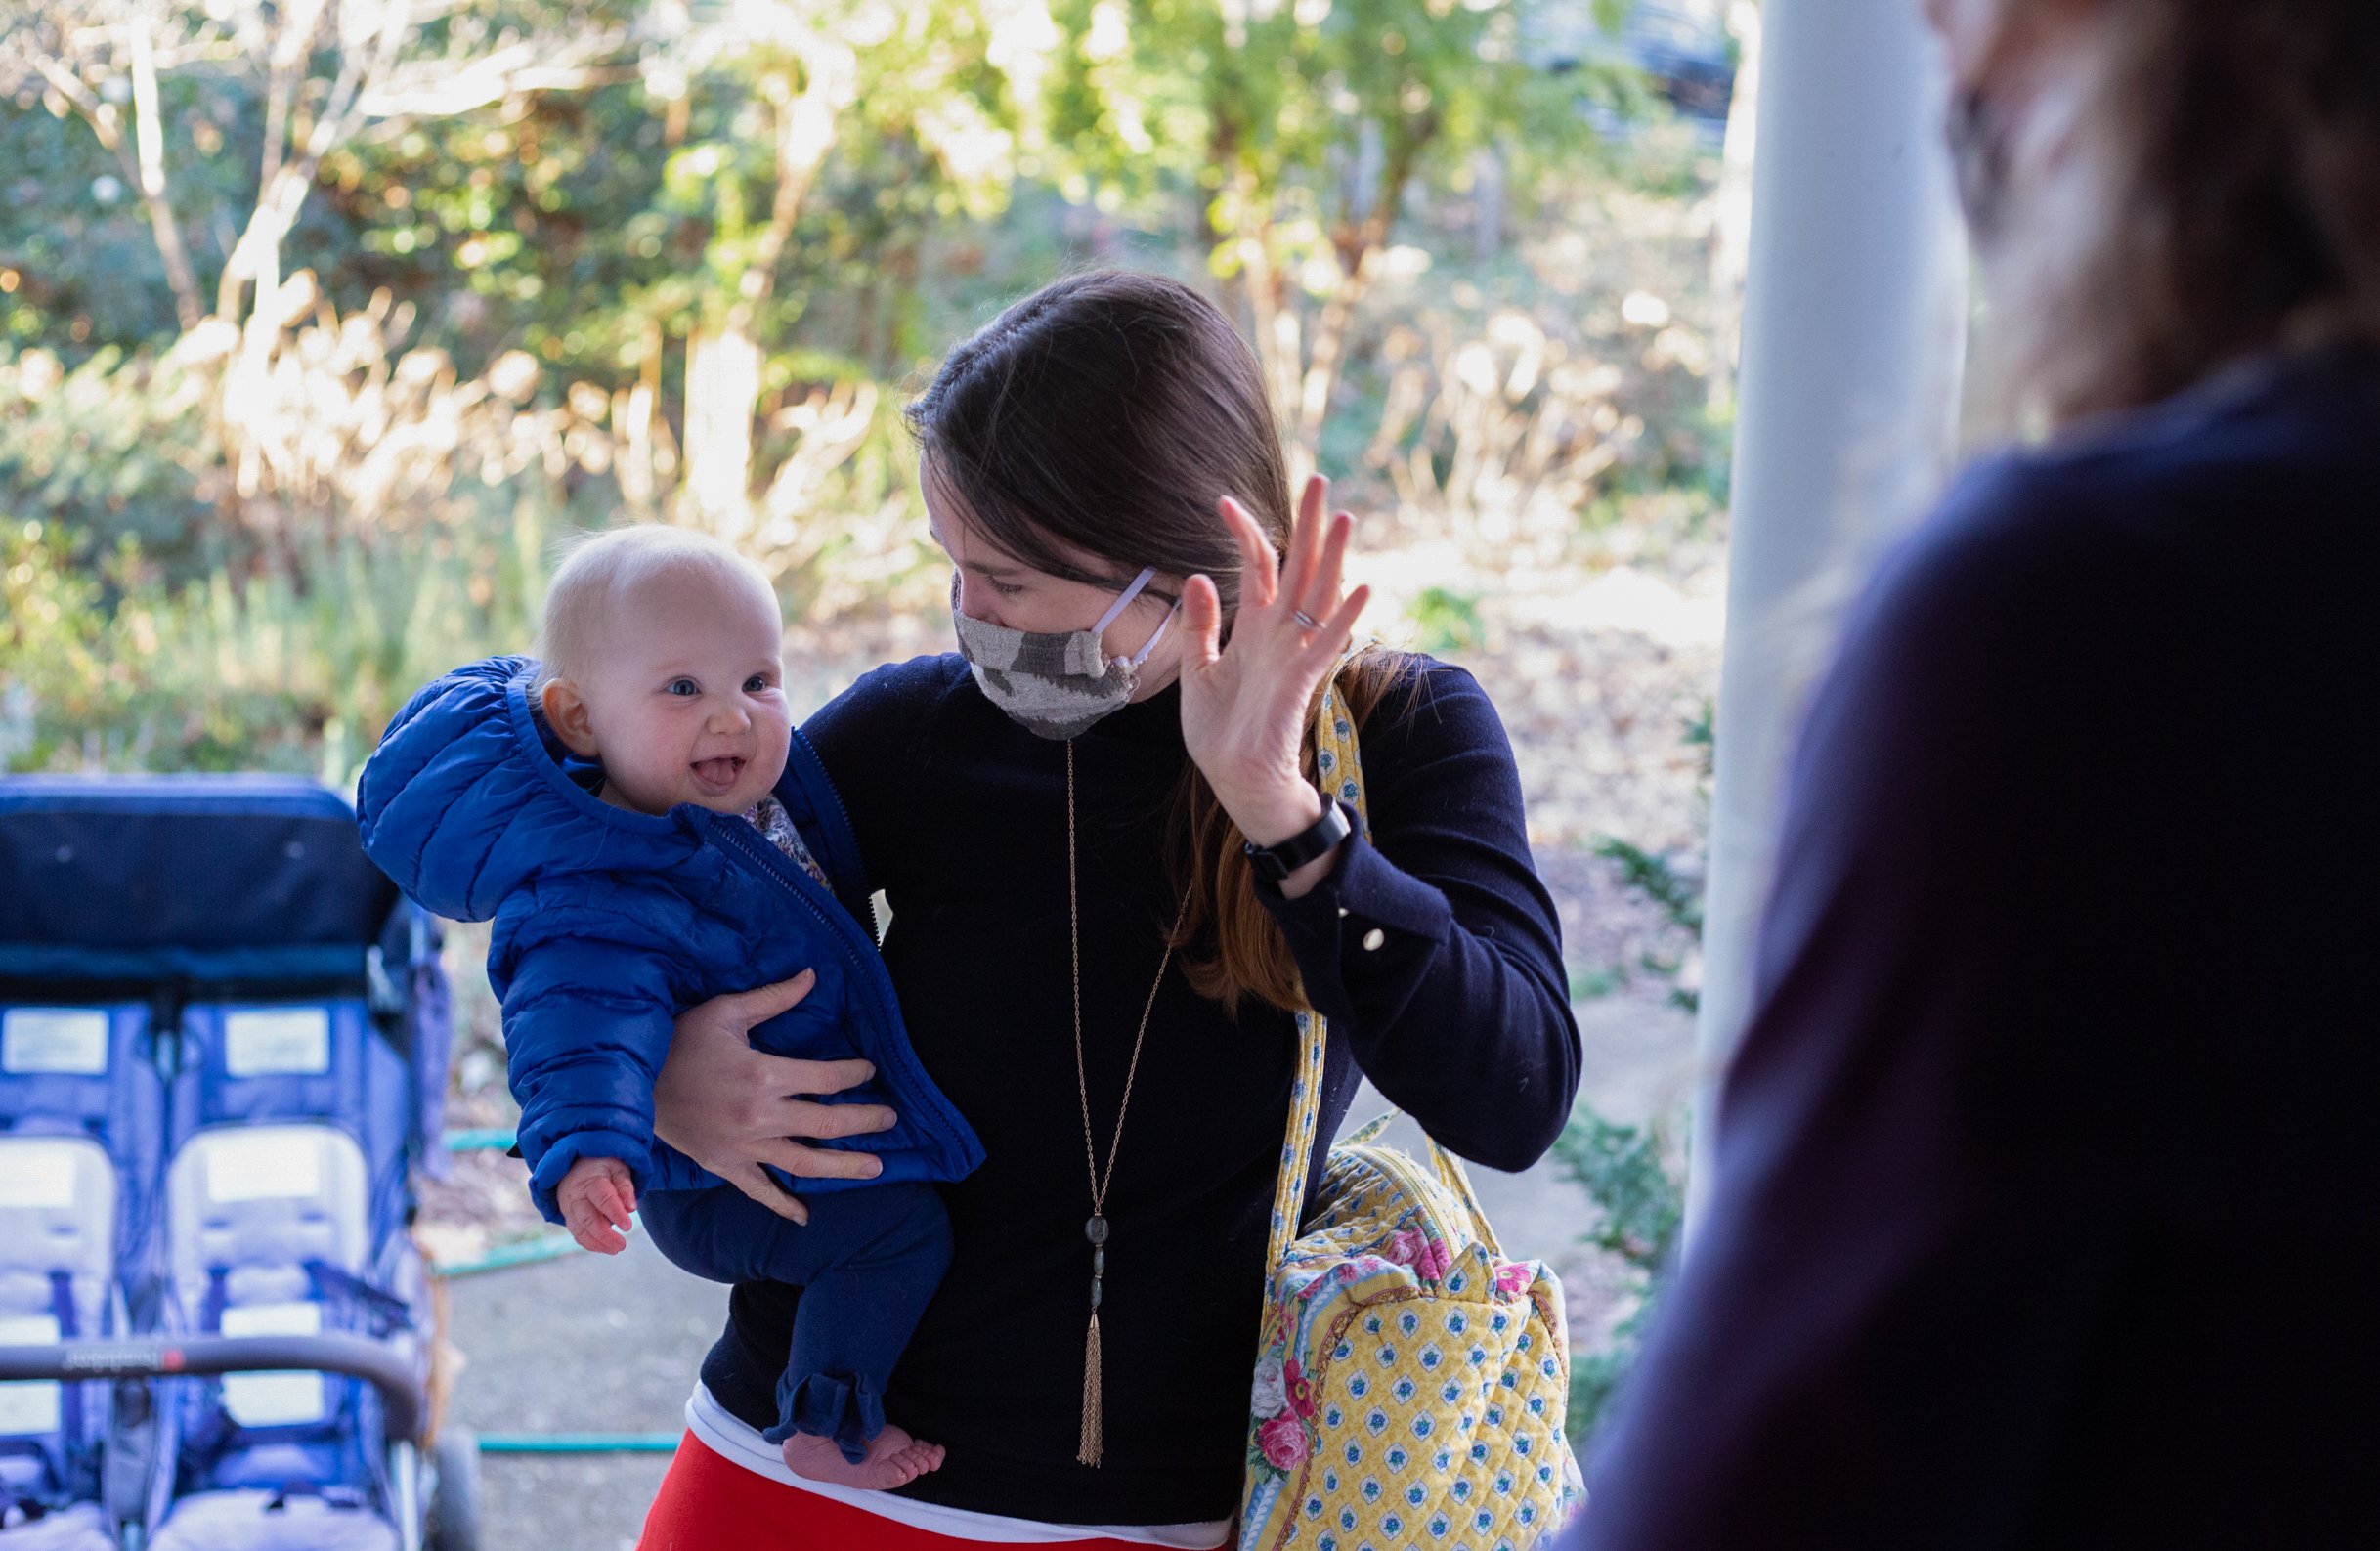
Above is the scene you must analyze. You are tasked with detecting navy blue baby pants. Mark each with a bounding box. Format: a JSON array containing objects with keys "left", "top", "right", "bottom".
[{"left": 638, "top": 1181, "right": 951, "bottom": 1462}]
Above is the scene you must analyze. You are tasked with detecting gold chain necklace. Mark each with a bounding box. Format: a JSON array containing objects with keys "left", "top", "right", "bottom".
[{"left": 1067, "top": 737, "right": 1192, "bottom": 1468}]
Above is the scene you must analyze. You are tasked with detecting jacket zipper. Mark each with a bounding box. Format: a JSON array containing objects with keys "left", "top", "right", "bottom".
[{"left": 707, "top": 819, "right": 976, "bottom": 1172}]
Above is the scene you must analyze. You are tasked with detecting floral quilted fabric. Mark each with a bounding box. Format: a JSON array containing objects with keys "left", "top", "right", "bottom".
[{"left": 1237, "top": 1137, "right": 1584, "bottom": 1550}]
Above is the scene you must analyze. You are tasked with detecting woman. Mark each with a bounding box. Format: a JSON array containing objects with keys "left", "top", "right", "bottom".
[
  {"left": 1569, "top": 2, "right": 2380, "bottom": 1547},
  {"left": 635, "top": 271, "right": 1581, "bottom": 1548}
]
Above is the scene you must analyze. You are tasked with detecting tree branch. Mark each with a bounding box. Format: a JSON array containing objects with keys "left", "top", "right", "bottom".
[{"left": 128, "top": 7, "right": 203, "bottom": 328}]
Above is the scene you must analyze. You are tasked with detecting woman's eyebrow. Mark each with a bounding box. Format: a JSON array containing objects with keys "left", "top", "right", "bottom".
[{"left": 930, "top": 527, "right": 1026, "bottom": 579}]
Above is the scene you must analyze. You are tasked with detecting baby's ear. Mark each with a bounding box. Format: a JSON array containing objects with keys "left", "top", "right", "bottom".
[{"left": 541, "top": 678, "right": 602, "bottom": 757}]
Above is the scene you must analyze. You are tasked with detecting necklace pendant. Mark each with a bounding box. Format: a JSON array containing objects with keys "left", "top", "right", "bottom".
[{"left": 1085, "top": 1215, "right": 1108, "bottom": 1245}]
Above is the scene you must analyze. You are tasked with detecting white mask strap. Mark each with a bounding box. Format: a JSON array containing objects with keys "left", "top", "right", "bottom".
[
  {"left": 1125, "top": 601, "right": 1181, "bottom": 669},
  {"left": 1090, "top": 568, "right": 1158, "bottom": 636}
]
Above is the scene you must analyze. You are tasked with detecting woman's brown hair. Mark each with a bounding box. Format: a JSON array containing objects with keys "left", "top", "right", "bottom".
[
  {"left": 1990, "top": 0, "right": 2380, "bottom": 424},
  {"left": 905, "top": 270, "right": 1406, "bottom": 1015}
]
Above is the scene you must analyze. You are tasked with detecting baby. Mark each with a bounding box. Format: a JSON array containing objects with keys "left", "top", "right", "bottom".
[{"left": 358, "top": 526, "right": 982, "bottom": 1489}]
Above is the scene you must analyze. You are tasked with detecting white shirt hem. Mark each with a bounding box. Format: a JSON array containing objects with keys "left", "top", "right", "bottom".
[{"left": 681, "top": 1385, "right": 1233, "bottom": 1548}]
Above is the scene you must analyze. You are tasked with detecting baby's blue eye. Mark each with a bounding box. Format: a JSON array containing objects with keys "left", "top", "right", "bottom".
[
  {"left": 743, "top": 675, "right": 772, "bottom": 694},
  {"left": 666, "top": 678, "right": 699, "bottom": 697}
]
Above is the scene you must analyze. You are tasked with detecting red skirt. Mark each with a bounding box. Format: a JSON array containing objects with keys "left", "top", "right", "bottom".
[{"left": 635, "top": 1432, "right": 1227, "bottom": 1551}]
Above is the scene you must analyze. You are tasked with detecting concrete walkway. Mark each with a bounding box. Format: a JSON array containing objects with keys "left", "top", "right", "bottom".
[{"left": 442, "top": 996, "right": 1693, "bottom": 1549}]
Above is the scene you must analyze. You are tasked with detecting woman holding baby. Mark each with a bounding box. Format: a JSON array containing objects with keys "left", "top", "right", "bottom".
[{"left": 634, "top": 270, "right": 1579, "bottom": 1549}]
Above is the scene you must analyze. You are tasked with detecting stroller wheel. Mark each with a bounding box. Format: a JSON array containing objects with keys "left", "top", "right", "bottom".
[{"left": 425, "top": 1428, "right": 482, "bottom": 1551}]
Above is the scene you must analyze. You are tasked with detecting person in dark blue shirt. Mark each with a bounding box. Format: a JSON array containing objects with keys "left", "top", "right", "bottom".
[
  {"left": 1571, "top": 1, "right": 2380, "bottom": 1545},
  {"left": 634, "top": 272, "right": 1582, "bottom": 1543}
]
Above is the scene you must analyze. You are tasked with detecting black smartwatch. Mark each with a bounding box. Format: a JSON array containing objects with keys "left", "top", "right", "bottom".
[{"left": 1242, "top": 797, "right": 1353, "bottom": 883}]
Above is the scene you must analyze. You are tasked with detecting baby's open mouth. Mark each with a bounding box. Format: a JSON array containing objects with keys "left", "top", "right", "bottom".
[{"left": 690, "top": 756, "right": 747, "bottom": 793}]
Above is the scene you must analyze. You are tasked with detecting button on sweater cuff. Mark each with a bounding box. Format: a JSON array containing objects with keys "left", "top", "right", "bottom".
[{"left": 1251, "top": 823, "right": 1454, "bottom": 1023}]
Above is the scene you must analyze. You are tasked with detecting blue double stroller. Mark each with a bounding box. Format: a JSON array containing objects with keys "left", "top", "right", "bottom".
[{"left": 0, "top": 777, "right": 476, "bottom": 1550}]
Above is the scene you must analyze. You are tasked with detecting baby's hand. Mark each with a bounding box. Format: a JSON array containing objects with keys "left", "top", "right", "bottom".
[{"left": 556, "top": 1155, "right": 638, "bottom": 1255}]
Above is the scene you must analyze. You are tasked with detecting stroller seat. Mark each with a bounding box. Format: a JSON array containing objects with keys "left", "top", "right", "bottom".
[
  {"left": 0, "top": 1503, "right": 112, "bottom": 1551},
  {"left": 148, "top": 1487, "right": 398, "bottom": 1551},
  {"left": 0, "top": 1136, "right": 113, "bottom": 1531},
  {"left": 168, "top": 1125, "right": 374, "bottom": 1454}
]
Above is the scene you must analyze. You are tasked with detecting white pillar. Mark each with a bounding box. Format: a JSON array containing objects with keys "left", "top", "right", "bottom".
[{"left": 1686, "top": 0, "right": 1972, "bottom": 1228}]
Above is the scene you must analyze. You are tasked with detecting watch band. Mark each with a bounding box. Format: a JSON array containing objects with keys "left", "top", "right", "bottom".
[{"left": 1242, "top": 797, "right": 1353, "bottom": 883}]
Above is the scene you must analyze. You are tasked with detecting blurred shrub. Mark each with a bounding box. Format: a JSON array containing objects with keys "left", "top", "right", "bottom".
[
  {"left": 0, "top": 509, "right": 541, "bottom": 781},
  {"left": 0, "top": 346, "right": 224, "bottom": 579},
  {"left": 1406, "top": 585, "right": 1486, "bottom": 654},
  {"left": 1553, "top": 1103, "right": 1684, "bottom": 1450}
]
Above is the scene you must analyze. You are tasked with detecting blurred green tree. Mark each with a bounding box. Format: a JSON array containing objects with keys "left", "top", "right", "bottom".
[{"left": 1043, "top": 0, "right": 1642, "bottom": 467}]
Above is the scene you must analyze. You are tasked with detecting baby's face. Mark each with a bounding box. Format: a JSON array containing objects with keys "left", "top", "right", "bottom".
[{"left": 564, "top": 567, "right": 791, "bottom": 816}]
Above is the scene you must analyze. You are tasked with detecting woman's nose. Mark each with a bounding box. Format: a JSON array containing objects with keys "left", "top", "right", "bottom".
[{"left": 953, "top": 573, "right": 1003, "bottom": 629}]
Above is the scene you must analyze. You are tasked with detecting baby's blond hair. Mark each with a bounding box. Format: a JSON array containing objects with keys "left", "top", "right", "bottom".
[{"left": 535, "top": 526, "right": 779, "bottom": 688}]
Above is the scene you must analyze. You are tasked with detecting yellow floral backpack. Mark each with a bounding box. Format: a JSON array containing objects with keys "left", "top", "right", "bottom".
[{"left": 1236, "top": 665, "right": 1586, "bottom": 1550}]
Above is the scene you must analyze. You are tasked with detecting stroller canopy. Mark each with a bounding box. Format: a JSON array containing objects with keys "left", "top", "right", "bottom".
[{"left": 0, "top": 776, "right": 399, "bottom": 986}]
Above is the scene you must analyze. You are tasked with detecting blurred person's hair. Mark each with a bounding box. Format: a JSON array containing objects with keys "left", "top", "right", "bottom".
[
  {"left": 906, "top": 269, "right": 1406, "bottom": 1017},
  {"left": 1991, "top": 0, "right": 2380, "bottom": 425},
  {"left": 535, "top": 525, "right": 778, "bottom": 690}
]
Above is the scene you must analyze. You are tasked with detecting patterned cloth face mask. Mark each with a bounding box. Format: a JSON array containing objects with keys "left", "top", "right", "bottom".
[{"left": 952, "top": 567, "right": 1180, "bottom": 740}]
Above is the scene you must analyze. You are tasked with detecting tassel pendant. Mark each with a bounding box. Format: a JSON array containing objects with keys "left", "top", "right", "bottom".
[
  {"left": 1078, "top": 1215, "right": 1108, "bottom": 1467},
  {"left": 1077, "top": 1308, "right": 1104, "bottom": 1467}
]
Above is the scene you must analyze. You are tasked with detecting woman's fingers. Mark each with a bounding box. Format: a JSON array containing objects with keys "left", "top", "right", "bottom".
[
  {"left": 1219, "top": 497, "right": 1280, "bottom": 611},
  {"left": 767, "top": 1095, "right": 895, "bottom": 1143},
  {"left": 1299, "top": 510, "right": 1354, "bottom": 628},
  {"left": 748, "top": 1053, "right": 878, "bottom": 1103},
  {"left": 1305, "top": 583, "right": 1372, "bottom": 666},
  {"left": 721, "top": 970, "right": 817, "bottom": 1031},
  {"left": 730, "top": 1165, "right": 809, "bottom": 1226},
  {"left": 770, "top": 1131, "right": 887, "bottom": 1179},
  {"left": 1280, "top": 474, "right": 1329, "bottom": 607},
  {"left": 1181, "top": 574, "right": 1225, "bottom": 671}
]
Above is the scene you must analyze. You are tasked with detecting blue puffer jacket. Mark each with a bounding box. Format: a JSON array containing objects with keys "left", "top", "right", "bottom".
[{"left": 355, "top": 656, "right": 982, "bottom": 1221}]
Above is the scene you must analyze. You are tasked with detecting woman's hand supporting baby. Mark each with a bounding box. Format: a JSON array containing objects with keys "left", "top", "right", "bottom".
[{"left": 654, "top": 969, "right": 900, "bottom": 1227}]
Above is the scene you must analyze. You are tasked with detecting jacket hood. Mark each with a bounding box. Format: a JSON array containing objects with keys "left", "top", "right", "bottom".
[{"left": 357, "top": 656, "right": 705, "bottom": 922}]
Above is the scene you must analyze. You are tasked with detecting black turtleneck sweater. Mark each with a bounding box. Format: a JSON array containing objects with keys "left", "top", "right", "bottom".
[{"left": 699, "top": 651, "right": 1580, "bottom": 1526}]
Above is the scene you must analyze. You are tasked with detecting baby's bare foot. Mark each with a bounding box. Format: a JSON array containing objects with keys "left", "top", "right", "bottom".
[{"left": 780, "top": 1424, "right": 945, "bottom": 1490}]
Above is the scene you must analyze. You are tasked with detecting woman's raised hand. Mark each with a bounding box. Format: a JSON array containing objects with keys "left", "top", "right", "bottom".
[
  {"left": 652, "top": 969, "right": 896, "bottom": 1226},
  {"left": 1180, "top": 473, "right": 1371, "bottom": 860}
]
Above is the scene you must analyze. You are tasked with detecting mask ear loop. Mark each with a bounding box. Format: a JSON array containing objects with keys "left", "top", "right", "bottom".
[
  {"left": 1125, "top": 602, "right": 1181, "bottom": 669},
  {"left": 1091, "top": 568, "right": 1158, "bottom": 635},
  {"left": 1092, "top": 567, "right": 1179, "bottom": 669}
]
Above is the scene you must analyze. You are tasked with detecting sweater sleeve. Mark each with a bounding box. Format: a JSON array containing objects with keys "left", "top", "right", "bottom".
[
  {"left": 1255, "top": 661, "right": 1580, "bottom": 1172},
  {"left": 488, "top": 883, "right": 687, "bottom": 1222}
]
